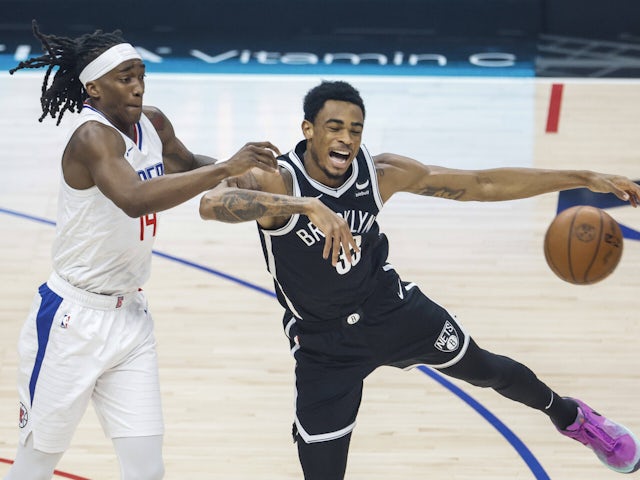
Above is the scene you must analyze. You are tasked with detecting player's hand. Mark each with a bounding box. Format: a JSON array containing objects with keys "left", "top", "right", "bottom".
[
  {"left": 306, "top": 198, "right": 360, "bottom": 266},
  {"left": 224, "top": 141, "right": 281, "bottom": 178},
  {"left": 590, "top": 174, "right": 640, "bottom": 207}
]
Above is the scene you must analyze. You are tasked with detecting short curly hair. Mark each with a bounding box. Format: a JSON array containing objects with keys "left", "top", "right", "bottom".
[{"left": 303, "top": 81, "right": 365, "bottom": 123}]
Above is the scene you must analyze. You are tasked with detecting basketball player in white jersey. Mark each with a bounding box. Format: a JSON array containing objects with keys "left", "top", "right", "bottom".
[
  {"left": 199, "top": 80, "right": 640, "bottom": 479},
  {"left": 5, "top": 22, "right": 278, "bottom": 480}
]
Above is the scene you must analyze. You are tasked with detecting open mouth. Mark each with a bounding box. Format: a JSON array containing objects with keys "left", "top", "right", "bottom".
[{"left": 329, "top": 150, "right": 350, "bottom": 166}]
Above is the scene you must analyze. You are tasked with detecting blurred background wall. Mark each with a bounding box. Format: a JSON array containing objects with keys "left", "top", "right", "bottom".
[{"left": 0, "top": 0, "right": 638, "bottom": 77}]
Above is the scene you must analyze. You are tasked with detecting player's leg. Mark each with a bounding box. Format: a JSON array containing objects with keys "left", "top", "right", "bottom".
[
  {"left": 295, "top": 430, "right": 352, "bottom": 480},
  {"left": 284, "top": 314, "right": 370, "bottom": 480},
  {"left": 3, "top": 434, "right": 63, "bottom": 480},
  {"left": 291, "top": 368, "right": 363, "bottom": 480},
  {"left": 381, "top": 273, "right": 640, "bottom": 475},
  {"left": 440, "top": 337, "right": 640, "bottom": 473},
  {"left": 439, "top": 338, "right": 577, "bottom": 428},
  {"left": 93, "top": 295, "right": 164, "bottom": 479},
  {"left": 113, "top": 435, "right": 164, "bottom": 480},
  {"left": 6, "top": 283, "right": 95, "bottom": 478}
]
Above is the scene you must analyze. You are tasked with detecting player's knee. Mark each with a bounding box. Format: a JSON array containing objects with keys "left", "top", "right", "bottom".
[
  {"left": 114, "top": 436, "right": 164, "bottom": 480},
  {"left": 441, "top": 342, "right": 517, "bottom": 390},
  {"left": 4, "top": 435, "right": 63, "bottom": 480},
  {"left": 5, "top": 463, "right": 55, "bottom": 480},
  {"left": 294, "top": 424, "right": 351, "bottom": 480},
  {"left": 121, "top": 463, "right": 164, "bottom": 480}
]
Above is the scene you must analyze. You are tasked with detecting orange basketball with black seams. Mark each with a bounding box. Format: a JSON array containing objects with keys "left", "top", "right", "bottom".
[{"left": 544, "top": 205, "right": 623, "bottom": 285}]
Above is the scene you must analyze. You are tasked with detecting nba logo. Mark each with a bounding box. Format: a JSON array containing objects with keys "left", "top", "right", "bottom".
[
  {"left": 60, "top": 314, "right": 71, "bottom": 329},
  {"left": 116, "top": 296, "right": 124, "bottom": 308},
  {"left": 19, "top": 402, "right": 28, "bottom": 428}
]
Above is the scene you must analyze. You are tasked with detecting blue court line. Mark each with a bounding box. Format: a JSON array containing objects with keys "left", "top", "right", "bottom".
[
  {"left": 151, "top": 250, "right": 275, "bottom": 297},
  {"left": 0, "top": 205, "right": 549, "bottom": 479},
  {"left": 0, "top": 207, "right": 56, "bottom": 226},
  {"left": 418, "top": 365, "right": 549, "bottom": 479}
]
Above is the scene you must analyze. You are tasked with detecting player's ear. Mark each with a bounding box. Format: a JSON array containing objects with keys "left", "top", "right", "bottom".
[
  {"left": 85, "top": 81, "right": 100, "bottom": 99},
  {"left": 301, "top": 119, "right": 313, "bottom": 140}
]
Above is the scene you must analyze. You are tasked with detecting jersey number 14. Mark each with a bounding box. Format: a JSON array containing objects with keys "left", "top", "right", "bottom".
[{"left": 139, "top": 213, "right": 157, "bottom": 241}]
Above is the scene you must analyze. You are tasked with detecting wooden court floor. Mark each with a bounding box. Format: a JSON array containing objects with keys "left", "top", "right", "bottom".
[{"left": 0, "top": 74, "right": 639, "bottom": 479}]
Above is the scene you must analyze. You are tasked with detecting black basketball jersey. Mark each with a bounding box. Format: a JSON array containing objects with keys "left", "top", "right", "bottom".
[{"left": 258, "top": 140, "right": 390, "bottom": 322}]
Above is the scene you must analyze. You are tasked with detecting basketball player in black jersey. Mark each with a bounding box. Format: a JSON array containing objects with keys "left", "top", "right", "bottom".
[{"left": 200, "top": 80, "right": 640, "bottom": 479}]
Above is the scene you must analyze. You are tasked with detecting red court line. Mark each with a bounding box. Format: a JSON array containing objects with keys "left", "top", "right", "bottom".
[
  {"left": 545, "top": 83, "right": 564, "bottom": 133},
  {"left": 0, "top": 457, "right": 91, "bottom": 480}
]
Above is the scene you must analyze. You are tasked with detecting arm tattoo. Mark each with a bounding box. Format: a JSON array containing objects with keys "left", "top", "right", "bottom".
[
  {"left": 208, "top": 190, "right": 306, "bottom": 222},
  {"left": 417, "top": 186, "right": 466, "bottom": 199}
]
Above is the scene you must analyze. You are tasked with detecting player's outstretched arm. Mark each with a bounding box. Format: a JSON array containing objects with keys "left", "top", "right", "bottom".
[
  {"left": 199, "top": 170, "right": 359, "bottom": 266},
  {"left": 69, "top": 117, "right": 281, "bottom": 218},
  {"left": 375, "top": 153, "right": 640, "bottom": 206}
]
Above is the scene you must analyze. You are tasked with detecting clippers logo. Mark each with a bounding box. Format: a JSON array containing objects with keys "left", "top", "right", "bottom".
[
  {"left": 19, "top": 402, "right": 28, "bottom": 428},
  {"left": 434, "top": 320, "right": 460, "bottom": 353},
  {"left": 60, "top": 313, "right": 71, "bottom": 329}
]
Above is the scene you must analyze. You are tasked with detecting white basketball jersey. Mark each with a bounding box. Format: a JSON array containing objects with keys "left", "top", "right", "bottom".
[{"left": 52, "top": 105, "right": 164, "bottom": 295}]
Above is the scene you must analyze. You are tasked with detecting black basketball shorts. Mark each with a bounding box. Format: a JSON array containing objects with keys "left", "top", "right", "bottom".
[{"left": 281, "top": 265, "right": 469, "bottom": 444}]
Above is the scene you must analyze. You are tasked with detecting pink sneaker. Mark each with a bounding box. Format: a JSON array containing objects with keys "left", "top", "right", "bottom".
[{"left": 559, "top": 398, "right": 640, "bottom": 474}]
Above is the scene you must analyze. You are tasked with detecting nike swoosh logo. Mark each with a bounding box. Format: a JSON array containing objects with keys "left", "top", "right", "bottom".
[
  {"left": 315, "top": 194, "right": 323, "bottom": 199},
  {"left": 355, "top": 180, "right": 370, "bottom": 190},
  {"left": 126, "top": 146, "right": 134, "bottom": 156},
  {"left": 397, "top": 279, "right": 404, "bottom": 299}
]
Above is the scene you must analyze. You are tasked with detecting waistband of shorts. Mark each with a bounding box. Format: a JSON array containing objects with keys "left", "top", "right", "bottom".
[
  {"left": 46, "top": 272, "right": 141, "bottom": 310},
  {"left": 290, "top": 308, "right": 365, "bottom": 334}
]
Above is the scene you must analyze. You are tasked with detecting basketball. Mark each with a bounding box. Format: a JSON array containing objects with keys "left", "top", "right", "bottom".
[{"left": 544, "top": 205, "right": 623, "bottom": 285}]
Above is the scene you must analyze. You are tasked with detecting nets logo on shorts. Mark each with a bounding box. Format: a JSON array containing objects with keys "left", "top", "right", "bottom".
[
  {"left": 19, "top": 402, "right": 28, "bottom": 428},
  {"left": 434, "top": 320, "right": 460, "bottom": 353}
]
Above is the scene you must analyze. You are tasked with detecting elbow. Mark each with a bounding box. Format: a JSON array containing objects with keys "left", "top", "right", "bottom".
[
  {"left": 122, "top": 201, "right": 150, "bottom": 218},
  {"left": 199, "top": 189, "right": 247, "bottom": 223},
  {"left": 199, "top": 193, "right": 232, "bottom": 221},
  {"left": 111, "top": 189, "right": 153, "bottom": 217},
  {"left": 199, "top": 194, "right": 214, "bottom": 220}
]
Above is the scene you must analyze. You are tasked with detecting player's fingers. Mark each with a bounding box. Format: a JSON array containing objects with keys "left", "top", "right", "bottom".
[
  {"left": 349, "top": 233, "right": 360, "bottom": 253},
  {"left": 248, "top": 148, "right": 278, "bottom": 171},
  {"left": 331, "top": 235, "right": 343, "bottom": 266},
  {"left": 322, "top": 236, "right": 332, "bottom": 261},
  {"left": 342, "top": 230, "right": 359, "bottom": 264},
  {"left": 252, "top": 160, "right": 279, "bottom": 173},
  {"left": 615, "top": 189, "right": 630, "bottom": 202},
  {"left": 341, "top": 235, "right": 353, "bottom": 265},
  {"left": 246, "top": 141, "right": 281, "bottom": 156}
]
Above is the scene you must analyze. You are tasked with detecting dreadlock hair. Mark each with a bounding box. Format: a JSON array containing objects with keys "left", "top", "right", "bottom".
[{"left": 9, "top": 20, "right": 126, "bottom": 125}]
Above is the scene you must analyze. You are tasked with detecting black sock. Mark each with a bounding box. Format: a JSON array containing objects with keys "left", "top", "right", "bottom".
[{"left": 544, "top": 393, "right": 579, "bottom": 430}]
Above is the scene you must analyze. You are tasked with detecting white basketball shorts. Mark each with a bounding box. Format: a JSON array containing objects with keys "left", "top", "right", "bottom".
[{"left": 15, "top": 272, "right": 164, "bottom": 453}]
